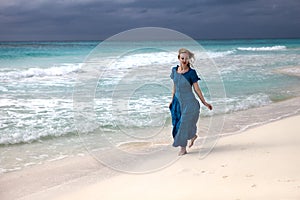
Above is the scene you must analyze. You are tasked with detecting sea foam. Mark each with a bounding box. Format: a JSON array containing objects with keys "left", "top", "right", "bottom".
[
  {"left": 237, "top": 45, "right": 287, "bottom": 51},
  {"left": 0, "top": 63, "right": 82, "bottom": 80}
]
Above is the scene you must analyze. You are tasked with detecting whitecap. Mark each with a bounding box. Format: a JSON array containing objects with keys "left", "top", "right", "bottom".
[
  {"left": 0, "top": 63, "right": 83, "bottom": 80},
  {"left": 237, "top": 45, "right": 287, "bottom": 51}
]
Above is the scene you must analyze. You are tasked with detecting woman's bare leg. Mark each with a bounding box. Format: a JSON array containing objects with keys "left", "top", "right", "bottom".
[
  {"left": 189, "top": 135, "right": 198, "bottom": 148},
  {"left": 178, "top": 146, "right": 187, "bottom": 156}
]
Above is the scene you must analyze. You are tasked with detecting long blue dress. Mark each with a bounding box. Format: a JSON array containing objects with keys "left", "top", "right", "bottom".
[{"left": 169, "top": 65, "right": 200, "bottom": 147}]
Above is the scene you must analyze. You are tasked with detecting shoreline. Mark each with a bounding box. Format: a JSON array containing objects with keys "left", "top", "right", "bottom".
[
  {"left": 1, "top": 114, "right": 300, "bottom": 199},
  {"left": 52, "top": 115, "right": 300, "bottom": 200},
  {"left": 220, "top": 96, "right": 300, "bottom": 136},
  {"left": 274, "top": 66, "right": 300, "bottom": 77}
]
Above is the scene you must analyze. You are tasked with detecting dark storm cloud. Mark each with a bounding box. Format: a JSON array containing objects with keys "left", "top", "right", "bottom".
[{"left": 0, "top": 0, "right": 299, "bottom": 41}]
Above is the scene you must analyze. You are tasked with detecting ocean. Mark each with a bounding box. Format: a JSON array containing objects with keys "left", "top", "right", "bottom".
[{"left": 1, "top": 38, "right": 300, "bottom": 173}]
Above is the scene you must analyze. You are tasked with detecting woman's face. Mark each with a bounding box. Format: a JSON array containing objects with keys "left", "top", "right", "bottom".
[{"left": 179, "top": 53, "right": 189, "bottom": 67}]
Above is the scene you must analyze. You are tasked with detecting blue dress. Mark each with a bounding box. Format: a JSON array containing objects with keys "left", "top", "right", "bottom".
[{"left": 169, "top": 65, "right": 200, "bottom": 147}]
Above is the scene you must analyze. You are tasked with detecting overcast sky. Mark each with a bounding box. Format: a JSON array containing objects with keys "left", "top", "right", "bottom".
[{"left": 0, "top": 0, "right": 300, "bottom": 41}]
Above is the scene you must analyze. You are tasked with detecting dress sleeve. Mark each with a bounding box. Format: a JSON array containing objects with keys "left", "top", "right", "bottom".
[
  {"left": 170, "top": 67, "right": 175, "bottom": 79},
  {"left": 190, "top": 69, "right": 200, "bottom": 83}
]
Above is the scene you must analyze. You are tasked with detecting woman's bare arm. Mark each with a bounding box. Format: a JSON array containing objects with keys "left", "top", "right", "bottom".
[
  {"left": 169, "top": 83, "right": 176, "bottom": 107},
  {"left": 193, "top": 82, "right": 212, "bottom": 110},
  {"left": 171, "top": 83, "right": 175, "bottom": 99}
]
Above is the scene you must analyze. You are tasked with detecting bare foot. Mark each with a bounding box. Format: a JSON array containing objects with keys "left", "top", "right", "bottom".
[
  {"left": 178, "top": 147, "right": 187, "bottom": 156},
  {"left": 189, "top": 135, "right": 198, "bottom": 148}
]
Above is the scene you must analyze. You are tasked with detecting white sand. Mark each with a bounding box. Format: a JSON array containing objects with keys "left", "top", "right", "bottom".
[
  {"left": 275, "top": 66, "right": 300, "bottom": 77},
  {"left": 1, "top": 115, "right": 300, "bottom": 200}
]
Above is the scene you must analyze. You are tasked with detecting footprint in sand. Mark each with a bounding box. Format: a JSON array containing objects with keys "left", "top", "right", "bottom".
[
  {"left": 278, "top": 179, "right": 295, "bottom": 182},
  {"left": 178, "top": 168, "right": 191, "bottom": 173}
]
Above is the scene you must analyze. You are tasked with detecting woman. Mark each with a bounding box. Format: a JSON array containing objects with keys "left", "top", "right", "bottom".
[{"left": 169, "top": 48, "right": 212, "bottom": 156}]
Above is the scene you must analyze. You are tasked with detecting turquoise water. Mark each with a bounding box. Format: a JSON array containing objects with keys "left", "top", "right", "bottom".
[{"left": 1, "top": 39, "right": 300, "bottom": 173}]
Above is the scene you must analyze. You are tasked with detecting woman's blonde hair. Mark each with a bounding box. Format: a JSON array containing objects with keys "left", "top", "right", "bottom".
[{"left": 178, "top": 48, "right": 195, "bottom": 67}]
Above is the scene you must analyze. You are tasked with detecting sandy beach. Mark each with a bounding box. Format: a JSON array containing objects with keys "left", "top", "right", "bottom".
[
  {"left": 1, "top": 0, "right": 300, "bottom": 199},
  {"left": 1, "top": 115, "right": 299, "bottom": 200}
]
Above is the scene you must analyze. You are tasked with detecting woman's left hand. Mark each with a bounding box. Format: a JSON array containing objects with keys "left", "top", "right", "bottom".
[{"left": 204, "top": 102, "right": 213, "bottom": 110}]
